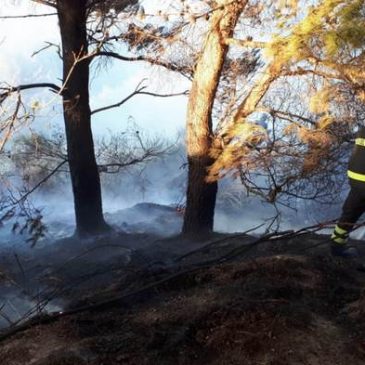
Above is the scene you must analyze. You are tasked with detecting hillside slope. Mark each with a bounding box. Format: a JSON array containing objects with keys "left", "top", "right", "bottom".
[{"left": 1, "top": 232, "right": 365, "bottom": 365}]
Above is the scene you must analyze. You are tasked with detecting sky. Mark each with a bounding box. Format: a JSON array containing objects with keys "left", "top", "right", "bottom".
[{"left": 0, "top": 0, "right": 189, "bottom": 139}]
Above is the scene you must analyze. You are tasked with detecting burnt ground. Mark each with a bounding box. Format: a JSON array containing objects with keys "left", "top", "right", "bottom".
[{"left": 1, "top": 225, "right": 365, "bottom": 364}]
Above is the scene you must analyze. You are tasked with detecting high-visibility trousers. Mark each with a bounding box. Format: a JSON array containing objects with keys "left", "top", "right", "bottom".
[{"left": 332, "top": 184, "right": 365, "bottom": 244}]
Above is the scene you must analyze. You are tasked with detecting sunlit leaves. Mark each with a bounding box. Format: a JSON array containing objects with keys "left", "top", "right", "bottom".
[
  {"left": 269, "top": 0, "right": 365, "bottom": 63},
  {"left": 309, "top": 87, "right": 331, "bottom": 114}
]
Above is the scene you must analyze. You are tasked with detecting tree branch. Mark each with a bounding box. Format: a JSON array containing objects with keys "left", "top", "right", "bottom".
[
  {"left": 219, "top": 62, "right": 340, "bottom": 138},
  {"left": 11, "top": 160, "right": 68, "bottom": 207},
  {"left": 0, "top": 95, "right": 21, "bottom": 153},
  {"left": 233, "top": 64, "right": 280, "bottom": 122},
  {"left": 98, "top": 157, "right": 152, "bottom": 173},
  {"left": 91, "top": 87, "right": 188, "bottom": 115},
  {"left": 283, "top": 67, "right": 342, "bottom": 80},
  {"left": 94, "top": 51, "right": 192, "bottom": 77},
  {"left": 271, "top": 110, "right": 315, "bottom": 126},
  {"left": 138, "top": 90, "right": 189, "bottom": 98},
  {"left": 30, "top": 0, "right": 57, "bottom": 9},
  {"left": 0, "top": 83, "right": 61, "bottom": 103},
  {"left": 0, "top": 13, "right": 57, "bottom": 19},
  {"left": 31, "top": 42, "right": 62, "bottom": 59},
  {"left": 225, "top": 38, "right": 266, "bottom": 49}
]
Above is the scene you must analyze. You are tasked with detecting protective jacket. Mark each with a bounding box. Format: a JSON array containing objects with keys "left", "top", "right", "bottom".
[
  {"left": 348, "top": 126, "right": 365, "bottom": 184},
  {"left": 331, "top": 126, "right": 365, "bottom": 249}
]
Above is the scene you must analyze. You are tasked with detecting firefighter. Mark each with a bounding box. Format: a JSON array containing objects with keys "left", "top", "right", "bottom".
[{"left": 331, "top": 126, "right": 365, "bottom": 257}]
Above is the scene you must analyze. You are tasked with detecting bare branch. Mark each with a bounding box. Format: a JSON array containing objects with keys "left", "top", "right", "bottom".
[
  {"left": 91, "top": 87, "right": 188, "bottom": 115},
  {"left": 91, "top": 86, "right": 146, "bottom": 115},
  {"left": 94, "top": 51, "right": 192, "bottom": 77},
  {"left": 11, "top": 160, "right": 68, "bottom": 207},
  {"left": 30, "top": 0, "right": 57, "bottom": 9},
  {"left": 0, "top": 94, "right": 21, "bottom": 153},
  {"left": 138, "top": 90, "right": 189, "bottom": 98},
  {"left": 271, "top": 110, "right": 316, "bottom": 126},
  {"left": 0, "top": 13, "right": 57, "bottom": 19},
  {"left": 31, "top": 42, "right": 61, "bottom": 59},
  {"left": 98, "top": 157, "right": 152, "bottom": 173},
  {"left": 0, "top": 83, "right": 61, "bottom": 104}
]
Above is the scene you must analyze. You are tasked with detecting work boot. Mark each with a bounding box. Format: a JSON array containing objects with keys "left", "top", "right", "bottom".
[{"left": 331, "top": 243, "right": 359, "bottom": 258}]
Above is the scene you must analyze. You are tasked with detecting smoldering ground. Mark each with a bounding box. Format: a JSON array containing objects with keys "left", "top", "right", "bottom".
[{"left": 0, "top": 140, "right": 356, "bottom": 331}]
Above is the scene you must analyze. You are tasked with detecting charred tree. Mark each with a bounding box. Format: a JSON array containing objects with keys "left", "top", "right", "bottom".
[
  {"left": 182, "top": 1, "right": 247, "bottom": 235},
  {"left": 57, "top": 0, "right": 109, "bottom": 236}
]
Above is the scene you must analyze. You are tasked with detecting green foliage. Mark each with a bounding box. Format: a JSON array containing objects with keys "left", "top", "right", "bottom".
[{"left": 269, "top": 0, "right": 365, "bottom": 64}]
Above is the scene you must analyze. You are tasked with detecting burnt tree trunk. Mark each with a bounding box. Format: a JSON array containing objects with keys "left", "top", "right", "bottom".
[
  {"left": 57, "top": 0, "right": 109, "bottom": 236},
  {"left": 182, "top": 0, "right": 247, "bottom": 235}
]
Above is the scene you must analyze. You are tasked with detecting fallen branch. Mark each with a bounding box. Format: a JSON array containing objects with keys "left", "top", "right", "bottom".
[
  {"left": 0, "top": 218, "right": 362, "bottom": 343},
  {"left": 0, "top": 262, "right": 212, "bottom": 342}
]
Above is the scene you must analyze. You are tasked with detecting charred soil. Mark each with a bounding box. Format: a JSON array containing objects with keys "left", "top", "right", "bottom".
[{"left": 1, "top": 231, "right": 365, "bottom": 365}]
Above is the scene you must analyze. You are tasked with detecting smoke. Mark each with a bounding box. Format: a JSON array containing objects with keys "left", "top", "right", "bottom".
[
  {"left": 1, "top": 126, "right": 351, "bottom": 242},
  {"left": 0, "top": 125, "right": 358, "bottom": 334}
]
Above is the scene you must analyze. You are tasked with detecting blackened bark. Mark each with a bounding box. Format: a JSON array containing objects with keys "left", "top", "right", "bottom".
[
  {"left": 183, "top": 156, "right": 218, "bottom": 235},
  {"left": 57, "top": 0, "right": 109, "bottom": 236}
]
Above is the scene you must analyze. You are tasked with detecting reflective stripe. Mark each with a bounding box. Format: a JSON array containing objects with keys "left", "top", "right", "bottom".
[
  {"left": 331, "top": 225, "right": 349, "bottom": 245},
  {"left": 334, "top": 225, "right": 348, "bottom": 236},
  {"left": 356, "top": 138, "right": 365, "bottom": 147},
  {"left": 348, "top": 170, "right": 365, "bottom": 182},
  {"left": 331, "top": 234, "right": 347, "bottom": 245}
]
